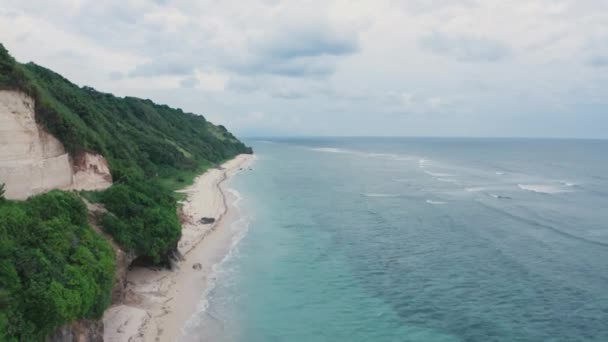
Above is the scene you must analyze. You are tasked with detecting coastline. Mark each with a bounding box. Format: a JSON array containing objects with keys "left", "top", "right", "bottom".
[{"left": 103, "top": 154, "right": 255, "bottom": 342}]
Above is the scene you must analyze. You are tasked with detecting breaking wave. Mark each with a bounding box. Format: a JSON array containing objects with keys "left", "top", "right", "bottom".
[
  {"left": 363, "top": 193, "right": 401, "bottom": 198},
  {"left": 518, "top": 184, "right": 573, "bottom": 194},
  {"left": 310, "top": 147, "right": 354, "bottom": 154}
]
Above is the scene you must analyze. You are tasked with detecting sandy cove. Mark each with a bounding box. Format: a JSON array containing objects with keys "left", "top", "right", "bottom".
[{"left": 103, "top": 154, "right": 255, "bottom": 342}]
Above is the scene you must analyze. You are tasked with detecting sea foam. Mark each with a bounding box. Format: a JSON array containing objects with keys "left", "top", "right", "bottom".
[
  {"left": 424, "top": 171, "right": 456, "bottom": 177},
  {"left": 517, "top": 184, "right": 572, "bottom": 194},
  {"left": 310, "top": 147, "right": 352, "bottom": 154},
  {"left": 363, "top": 193, "right": 400, "bottom": 198}
]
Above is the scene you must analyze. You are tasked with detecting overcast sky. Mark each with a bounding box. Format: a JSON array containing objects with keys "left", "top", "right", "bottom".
[{"left": 0, "top": 0, "right": 606, "bottom": 138}]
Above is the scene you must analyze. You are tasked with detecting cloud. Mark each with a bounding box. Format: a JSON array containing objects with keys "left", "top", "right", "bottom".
[
  {"left": 403, "top": 0, "right": 478, "bottom": 14},
  {"left": 270, "top": 90, "right": 307, "bottom": 100},
  {"left": 419, "top": 32, "right": 511, "bottom": 62},
  {"left": 383, "top": 91, "right": 447, "bottom": 115},
  {"left": 3, "top": 0, "right": 363, "bottom": 81},
  {"left": 225, "top": 26, "right": 359, "bottom": 77},
  {"left": 587, "top": 55, "right": 608, "bottom": 68},
  {"left": 226, "top": 77, "right": 259, "bottom": 94},
  {"left": 128, "top": 58, "right": 195, "bottom": 77},
  {"left": 228, "top": 57, "right": 335, "bottom": 77},
  {"left": 1, "top": 0, "right": 607, "bottom": 138},
  {"left": 179, "top": 76, "right": 199, "bottom": 88},
  {"left": 257, "top": 28, "right": 358, "bottom": 60},
  {"left": 108, "top": 71, "right": 124, "bottom": 80}
]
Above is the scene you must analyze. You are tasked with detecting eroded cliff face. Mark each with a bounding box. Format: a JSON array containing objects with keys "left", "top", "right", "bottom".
[
  {"left": 71, "top": 151, "right": 113, "bottom": 192},
  {"left": 0, "top": 90, "right": 112, "bottom": 199}
]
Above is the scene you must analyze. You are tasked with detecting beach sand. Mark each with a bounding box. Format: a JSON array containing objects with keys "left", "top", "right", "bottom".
[{"left": 103, "top": 154, "right": 254, "bottom": 342}]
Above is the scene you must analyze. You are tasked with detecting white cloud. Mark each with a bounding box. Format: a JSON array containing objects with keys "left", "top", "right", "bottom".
[
  {"left": 194, "top": 70, "right": 229, "bottom": 92},
  {"left": 0, "top": 0, "right": 606, "bottom": 138}
]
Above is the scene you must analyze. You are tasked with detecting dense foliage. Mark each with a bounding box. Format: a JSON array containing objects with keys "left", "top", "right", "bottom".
[
  {"left": 100, "top": 181, "right": 181, "bottom": 264},
  {"left": 0, "top": 191, "right": 115, "bottom": 341}
]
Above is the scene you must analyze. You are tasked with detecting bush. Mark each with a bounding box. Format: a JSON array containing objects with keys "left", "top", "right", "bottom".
[
  {"left": 0, "top": 191, "right": 115, "bottom": 341},
  {"left": 100, "top": 180, "right": 181, "bottom": 264}
]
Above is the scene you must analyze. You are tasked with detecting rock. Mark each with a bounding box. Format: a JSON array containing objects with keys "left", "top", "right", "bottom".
[
  {"left": 199, "top": 217, "right": 215, "bottom": 224},
  {"left": 192, "top": 263, "right": 202, "bottom": 270}
]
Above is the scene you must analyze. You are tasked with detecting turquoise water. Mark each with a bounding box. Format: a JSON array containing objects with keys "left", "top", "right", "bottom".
[{"left": 182, "top": 138, "right": 608, "bottom": 342}]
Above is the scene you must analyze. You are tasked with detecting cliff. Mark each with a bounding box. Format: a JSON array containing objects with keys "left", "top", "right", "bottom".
[{"left": 0, "top": 43, "right": 251, "bottom": 341}]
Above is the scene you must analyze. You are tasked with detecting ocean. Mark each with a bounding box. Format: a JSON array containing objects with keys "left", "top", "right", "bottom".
[{"left": 180, "top": 137, "right": 608, "bottom": 342}]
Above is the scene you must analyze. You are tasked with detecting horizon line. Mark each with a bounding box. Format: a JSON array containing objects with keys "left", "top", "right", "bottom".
[{"left": 240, "top": 135, "right": 608, "bottom": 141}]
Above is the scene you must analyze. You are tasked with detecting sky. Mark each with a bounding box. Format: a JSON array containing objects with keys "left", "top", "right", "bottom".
[{"left": 0, "top": 0, "right": 606, "bottom": 138}]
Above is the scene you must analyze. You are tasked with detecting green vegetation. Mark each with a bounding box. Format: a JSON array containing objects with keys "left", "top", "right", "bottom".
[
  {"left": 0, "top": 191, "right": 115, "bottom": 341},
  {"left": 100, "top": 181, "right": 181, "bottom": 264},
  {"left": 157, "top": 162, "right": 212, "bottom": 201},
  {"left": 0, "top": 43, "right": 251, "bottom": 339}
]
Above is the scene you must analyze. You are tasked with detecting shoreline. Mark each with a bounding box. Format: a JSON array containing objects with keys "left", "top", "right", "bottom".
[{"left": 103, "top": 154, "right": 255, "bottom": 342}]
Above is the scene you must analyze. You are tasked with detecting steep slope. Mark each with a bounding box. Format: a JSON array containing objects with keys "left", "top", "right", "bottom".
[{"left": 0, "top": 44, "right": 252, "bottom": 341}]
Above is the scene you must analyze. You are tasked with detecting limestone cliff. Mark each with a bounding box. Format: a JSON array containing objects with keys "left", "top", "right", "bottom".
[{"left": 0, "top": 90, "right": 112, "bottom": 199}]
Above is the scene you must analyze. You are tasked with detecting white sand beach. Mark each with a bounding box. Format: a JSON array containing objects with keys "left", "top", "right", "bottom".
[{"left": 103, "top": 154, "right": 255, "bottom": 342}]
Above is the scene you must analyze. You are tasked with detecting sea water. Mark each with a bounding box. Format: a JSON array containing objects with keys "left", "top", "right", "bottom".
[{"left": 181, "top": 138, "right": 608, "bottom": 342}]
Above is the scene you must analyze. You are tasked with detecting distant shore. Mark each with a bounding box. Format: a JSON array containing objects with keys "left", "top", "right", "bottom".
[{"left": 103, "top": 154, "right": 255, "bottom": 342}]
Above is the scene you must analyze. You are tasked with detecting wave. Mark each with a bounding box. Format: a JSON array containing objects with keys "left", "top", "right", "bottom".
[
  {"left": 424, "top": 171, "right": 455, "bottom": 177},
  {"left": 310, "top": 147, "right": 416, "bottom": 163},
  {"left": 465, "top": 187, "right": 488, "bottom": 193},
  {"left": 418, "top": 159, "right": 429, "bottom": 168},
  {"left": 518, "top": 184, "right": 573, "bottom": 194},
  {"left": 426, "top": 199, "right": 446, "bottom": 205},
  {"left": 393, "top": 156, "right": 416, "bottom": 161},
  {"left": 226, "top": 188, "right": 243, "bottom": 208},
  {"left": 310, "top": 147, "right": 353, "bottom": 154},
  {"left": 363, "top": 193, "right": 400, "bottom": 198},
  {"left": 436, "top": 178, "right": 459, "bottom": 184},
  {"left": 181, "top": 212, "right": 252, "bottom": 337},
  {"left": 368, "top": 152, "right": 398, "bottom": 158},
  {"left": 490, "top": 193, "right": 512, "bottom": 200}
]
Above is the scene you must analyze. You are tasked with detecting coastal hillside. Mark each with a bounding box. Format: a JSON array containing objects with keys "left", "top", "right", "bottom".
[{"left": 0, "top": 43, "right": 252, "bottom": 341}]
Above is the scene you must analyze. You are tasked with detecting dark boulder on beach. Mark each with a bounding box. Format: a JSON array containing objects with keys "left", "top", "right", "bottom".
[{"left": 199, "top": 217, "right": 215, "bottom": 224}]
